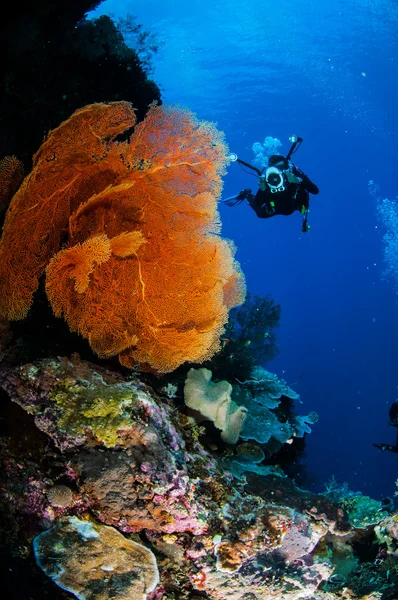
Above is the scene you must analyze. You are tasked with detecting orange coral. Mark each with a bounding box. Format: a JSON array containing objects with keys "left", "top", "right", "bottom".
[
  {"left": 0, "top": 102, "right": 246, "bottom": 372},
  {"left": 0, "top": 102, "right": 136, "bottom": 319},
  {"left": 0, "top": 155, "right": 24, "bottom": 212}
]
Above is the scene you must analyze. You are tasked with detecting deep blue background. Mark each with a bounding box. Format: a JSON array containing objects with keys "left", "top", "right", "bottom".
[{"left": 92, "top": 0, "right": 398, "bottom": 499}]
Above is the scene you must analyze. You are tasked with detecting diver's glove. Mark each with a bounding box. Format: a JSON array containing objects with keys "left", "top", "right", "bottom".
[
  {"left": 285, "top": 170, "right": 302, "bottom": 184},
  {"left": 236, "top": 188, "right": 252, "bottom": 200}
]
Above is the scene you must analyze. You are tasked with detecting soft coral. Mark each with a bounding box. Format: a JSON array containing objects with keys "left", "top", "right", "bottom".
[{"left": 0, "top": 102, "right": 246, "bottom": 373}]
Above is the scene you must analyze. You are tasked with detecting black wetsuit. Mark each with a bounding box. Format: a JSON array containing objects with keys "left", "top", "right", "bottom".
[{"left": 248, "top": 166, "right": 319, "bottom": 218}]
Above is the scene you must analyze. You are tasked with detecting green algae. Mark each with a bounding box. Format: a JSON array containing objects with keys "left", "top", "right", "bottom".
[{"left": 49, "top": 374, "right": 138, "bottom": 447}]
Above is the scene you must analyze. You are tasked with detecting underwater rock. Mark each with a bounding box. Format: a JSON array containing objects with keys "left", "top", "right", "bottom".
[
  {"left": 0, "top": 356, "right": 185, "bottom": 451},
  {"left": 245, "top": 474, "right": 351, "bottom": 535},
  {"left": 72, "top": 444, "right": 209, "bottom": 535},
  {"left": 33, "top": 516, "right": 159, "bottom": 600},
  {"left": 0, "top": 356, "right": 211, "bottom": 534},
  {"left": 203, "top": 557, "right": 333, "bottom": 600}
]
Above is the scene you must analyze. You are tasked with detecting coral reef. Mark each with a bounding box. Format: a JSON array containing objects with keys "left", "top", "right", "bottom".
[
  {"left": 0, "top": 6, "right": 395, "bottom": 600},
  {"left": 0, "top": 356, "right": 396, "bottom": 600},
  {"left": 322, "top": 476, "right": 389, "bottom": 528},
  {"left": 33, "top": 516, "right": 159, "bottom": 599},
  {"left": 231, "top": 366, "right": 318, "bottom": 462},
  {"left": 0, "top": 102, "right": 245, "bottom": 373},
  {"left": 209, "top": 293, "right": 281, "bottom": 382},
  {"left": 0, "top": 356, "right": 213, "bottom": 534}
]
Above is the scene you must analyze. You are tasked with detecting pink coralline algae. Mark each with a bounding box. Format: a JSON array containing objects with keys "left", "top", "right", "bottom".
[{"left": 0, "top": 356, "right": 213, "bottom": 535}]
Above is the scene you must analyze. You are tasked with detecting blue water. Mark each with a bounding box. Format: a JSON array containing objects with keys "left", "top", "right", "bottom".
[{"left": 92, "top": 0, "right": 398, "bottom": 500}]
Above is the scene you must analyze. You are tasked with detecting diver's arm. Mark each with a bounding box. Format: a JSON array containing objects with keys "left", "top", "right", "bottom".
[{"left": 293, "top": 167, "right": 319, "bottom": 195}]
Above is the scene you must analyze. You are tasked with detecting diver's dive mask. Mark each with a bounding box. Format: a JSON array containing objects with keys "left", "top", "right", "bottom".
[{"left": 265, "top": 166, "right": 285, "bottom": 193}]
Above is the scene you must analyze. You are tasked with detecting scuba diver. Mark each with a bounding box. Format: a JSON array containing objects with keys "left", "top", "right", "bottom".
[
  {"left": 373, "top": 401, "right": 398, "bottom": 453},
  {"left": 223, "top": 136, "right": 319, "bottom": 233}
]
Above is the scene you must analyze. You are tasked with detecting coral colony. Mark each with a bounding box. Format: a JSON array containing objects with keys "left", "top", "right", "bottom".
[{"left": 0, "top": 103, "right": 245, "bottom": 373}]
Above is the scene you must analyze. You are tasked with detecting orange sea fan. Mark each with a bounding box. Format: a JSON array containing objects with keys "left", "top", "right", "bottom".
[
  {"left": 0, "top": 102, "right": 136, "bottom": 320},
  {"left": 46, "top": 232, "right": 144, "bottom": 358},
  {"left": 109, "top": 231, "right": 147, "bottom": 257},
  {"left": 0, "top": 155, "right": 24, "bottom": 212},
  {"left": 59, "top": 105, "right": 245, "bottom": 371},
  {"left": 1, "top": 101, "right": 246, "bottom": 372},
  {"left": 47, "top": 234, "right": 112, "bottom": 295}
]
